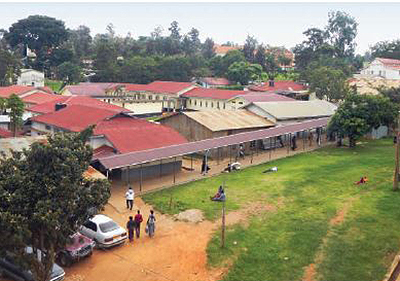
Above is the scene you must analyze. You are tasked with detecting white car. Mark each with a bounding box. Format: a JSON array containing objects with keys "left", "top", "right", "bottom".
[{"left": 79, "top": 215, "right": 127, "bottom": 248}]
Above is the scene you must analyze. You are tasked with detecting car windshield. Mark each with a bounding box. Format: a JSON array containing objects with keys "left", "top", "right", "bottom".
[{"left": 99, "top": 221, "right": 119, "bottom": 233}]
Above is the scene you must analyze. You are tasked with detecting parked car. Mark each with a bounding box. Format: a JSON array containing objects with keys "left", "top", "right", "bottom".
[
  {"left": 56, "top": 232, "right": 95, "bottom": 267},
  {"left": 0, "top": 247, "right": 65, "bottom": 281},
  {"left": 79, "top": 214, "right": 127, "bottom": 248}
]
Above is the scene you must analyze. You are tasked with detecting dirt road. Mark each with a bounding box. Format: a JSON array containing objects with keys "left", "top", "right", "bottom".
[{"left": 64, "top": 198, "right": 227, "bottom": 281}]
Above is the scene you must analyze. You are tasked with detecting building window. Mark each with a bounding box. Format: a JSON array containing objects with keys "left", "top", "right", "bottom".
[
  {"left": 223, "top": 103, "right": 226, "bottom": 109},
  {"left": 239, "top": 102, "right": 244, "bottom": 105},
  {"left": 45, "top": 125, "right": 51, "bottom": 131},
  {"left": 205, "top": 101, "right": 208, "bottom": 107},
  {"left": 155, "top": 95, "right": 159, "bottom": 100},
  {"left": 211, "top": 102, "right": 214, "bottom": 108},
  {"left": 148, "top": 95, "right": 152, "bottom": 100},
  {"left": 200, "top": 101, "right": 203, "bottom": 107},
  {"left": 163, "top": 96, "right": 168, "bottom": 101},
  {"left": 250, "top": 140, "right": 256, "bottom": 148},
  {"left": 194, "top": 100, "right": 197, "bottom": 106}
]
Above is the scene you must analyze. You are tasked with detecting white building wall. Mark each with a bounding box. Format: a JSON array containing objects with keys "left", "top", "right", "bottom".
[
  {"left": 361, "top": 60, "right": 400, "bottom": 79},
  {"left": 17, "top": 70, "right": 45, "bottom": 87},
  {"left": 89, "top": 136, "right": 114, "bottom": 150},
  {"left": 186, "top": 98, "right": 227, "bottom": 111}
]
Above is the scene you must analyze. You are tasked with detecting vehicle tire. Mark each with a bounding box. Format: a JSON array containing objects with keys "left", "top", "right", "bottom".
[
  {"left": 87, "top": 250, "right": 93, "bottom": 257},
  {"left": 93, "top": 239, "right": 101, "bottom": 250},
  {"left": 59, "top": 253, "right": 72, "bottom": 267}
]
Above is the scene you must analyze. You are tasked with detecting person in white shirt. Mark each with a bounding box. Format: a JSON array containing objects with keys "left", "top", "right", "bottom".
[{"left": 125, "top": 187, "right": 134, "bottom": 210}]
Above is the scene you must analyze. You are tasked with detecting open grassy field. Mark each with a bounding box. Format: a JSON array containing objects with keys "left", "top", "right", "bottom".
[{"left": 143, "top": 138, "right": 400, "bottom": 281}]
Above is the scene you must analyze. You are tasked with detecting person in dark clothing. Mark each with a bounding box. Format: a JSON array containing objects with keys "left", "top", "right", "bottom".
[
  {"left": 201, "top": 155, "right": 210, "bottom": 175},
  {"left": 277, "top": 136, "right": 284, "bottom": 147},
  {"left": 126, "top": 216, "right": 136, "bottom": 242},
  {"left": 291, "top": 135, "right": 297, "bottom": 151},
  {"left": 134, "top": 210, "right": 143, "bottom": 238}
]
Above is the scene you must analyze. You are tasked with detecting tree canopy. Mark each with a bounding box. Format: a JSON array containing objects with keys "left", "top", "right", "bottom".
[{"left": 0, "top": 129, "right": 111, "bottom": 281}]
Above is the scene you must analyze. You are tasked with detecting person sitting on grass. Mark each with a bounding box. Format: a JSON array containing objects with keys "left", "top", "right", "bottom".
[
  {"left": 211, "top": 185, "right": 226, "bottom": 202},
  {"left": 263, "top": 166, "right": 278, "bottom": 173},
  {"left": 355, "top": 176, "right": 368, "bottom": 185}
]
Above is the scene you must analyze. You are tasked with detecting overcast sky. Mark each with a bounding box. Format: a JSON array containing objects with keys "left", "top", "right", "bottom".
[{"left": 1, "top": 2, "right": 400, "bottom": 54}]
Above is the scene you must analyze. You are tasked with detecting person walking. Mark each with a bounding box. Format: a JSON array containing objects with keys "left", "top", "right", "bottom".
[
  {"left": 134, "top": 210, "right": 143, "bottom": 238},
  {"left": 126, "top": 216, "right": 136, "bottom": 242},
  {"left": 146, "top": 210, "right": 156, "bottom": 238},
  {"left": 125, "top": 186, "right": 134, "bottom": 210}
]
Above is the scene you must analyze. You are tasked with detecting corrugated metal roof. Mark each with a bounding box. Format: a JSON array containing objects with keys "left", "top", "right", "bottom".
[
  {"left": 249, "top": 100, "right": 337, "bottom": 120},
  {"left": 98, "top": 117, "right": 328, "bottom": 170},
  {"left": 183, "top": 110, "right": 275, "bottom": 132}
]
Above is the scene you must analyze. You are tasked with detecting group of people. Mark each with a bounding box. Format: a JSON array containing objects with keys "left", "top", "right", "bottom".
[
  {"left": 125, "top": 187, "right": 156, "bottom": 240},
  {"left": 211, "top": 185, "right": 226, "bottom": 202},
  {"left": 355, "top": 176, "right": 368, "bottom": 185}
]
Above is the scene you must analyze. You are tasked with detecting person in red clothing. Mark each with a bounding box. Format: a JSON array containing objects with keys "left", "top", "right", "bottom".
[{"left": 134, "top": 210, "right": 144, "bottom": 238}]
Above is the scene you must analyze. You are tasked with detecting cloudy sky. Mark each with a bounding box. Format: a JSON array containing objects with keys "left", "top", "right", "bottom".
[{"left": 1, "top": 2, "right": 399, "bottom": 54}]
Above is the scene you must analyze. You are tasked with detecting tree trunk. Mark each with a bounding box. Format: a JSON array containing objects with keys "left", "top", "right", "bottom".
[{"left": 349, "top": 136, "right": 356, "bottom": 148}]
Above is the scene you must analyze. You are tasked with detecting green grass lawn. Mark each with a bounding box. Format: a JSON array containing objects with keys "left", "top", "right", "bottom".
[
  {"left": 143, "top": 138, "right": 400, "bottom": 281},
  {"left": 45, "top": 79, "right": 64, "bottom": 93}
]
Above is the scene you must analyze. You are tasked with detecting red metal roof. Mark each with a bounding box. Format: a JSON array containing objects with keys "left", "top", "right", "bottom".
[
  {"left": 93, "top": 115, "right": 188, "bottom": 153},
  {"left": 123, "top": 83, "right": 151, "bottom": 92},
  {"left": 93, "top": 145, "right": 117, "bottom": 160},
  {"left": 28, "top": 95, "right": 128, "bottom": 114},
  {"left": 0, "top": 128, "right": 14, "bottom": 138},
  {"left": 376, "top": 58, "right": 400, "bottom": 69},
  {"left": 22, "top": 92, "right": 61, "bottom": 105},
  {"left": 214, "top": 44, "right": 242, "bottom": 55},
  {"left": 32, "top": 105, "right": 122, "bottom": 132},
  {"left": 248, "top": 81, "right": 307, "bottom": 92},
  {"left": 232, "top": 92, "right": 296, "bottom": 103},
  {"left": 145, "top": 81, "right": 194, "bottom": 95},
  {"left": 62, "top": 83, "right": 120, "bottom": 96},
  {"left": 0, "top": 85, "right": 36, "bottom": 98},
  {"left": 98, "top": 117, "right": 328, "bottom": 169},
  {"left": 182, "top": 88, "right": 249, "bottom": 100}
]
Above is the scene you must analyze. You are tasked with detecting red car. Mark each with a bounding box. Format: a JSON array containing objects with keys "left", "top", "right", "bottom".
[{"left": 57, "top": 233, "right": 95, "bottom": 267}]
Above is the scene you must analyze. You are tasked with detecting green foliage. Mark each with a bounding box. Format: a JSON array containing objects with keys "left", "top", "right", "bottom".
[
  {"left": 5, "top": 15, "right": 68, "bottom": 72},
  {"left": 6, "top": 94, "right": 24, "bottom": 136},
  {"left": 243, "top": 35, "right": 257, "bottom": 63},
  {"left": 56, "top": 61, "right": 83, "bottom": 84},
  {"left": 307, "top": 65, "right": 349, "bottom": 101},
  {"left": 227, "top": 61, "right": 262, "bottom": 85},
  {"left": 144, "top": 139, "right": 400, "bottom": 281},
  {"left": 0, "top": 49, "right": 21, "bottom": 86},
  {"left": 119, "top": 56, "right": 157, "bottom": 84},
  {"left": 370, "top": 39, "right": 400, "bottom": 60},
  {"left": 44, "top": 79, "right": 63, "bottom": 92},
  {"left": 0, "top": 130, "right": 110, "bottom": 281},
  {"left": 328, "top": 94, "right": 398, "bottom": 147}
]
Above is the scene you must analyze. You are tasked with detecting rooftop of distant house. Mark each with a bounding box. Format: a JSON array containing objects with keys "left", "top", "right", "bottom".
[
  {"left": 93, "top": 115, "right": 188, "bottom": 155},
  {"left": 229, "top": 92, "right": 296, "bottom": 103},
  {"left": 214, "top": 44, "right": 242, "bottom": 55},
  {"left": 0, "top": 85, "right": 53, "bottom": 99},
  {"left": 248, "top": 80, "right": 307, "bottom": 93},
  {"left": 28, "top": 95, "right": 128, "bottom": 115},
  {"left": 61, "top": 83, "right": 123, "bottom": 96},
  {"left": 199, "top": 77, "right": 231, "bottom": 86},
  {"left": 21, "top": 92, "right": 61, "bottom": 105},
  {"left": 376, "top": 57, "right": 400, "bottom": 69},
  {"left": 181, "top": 88, "right": 250, "bottom": 100}
]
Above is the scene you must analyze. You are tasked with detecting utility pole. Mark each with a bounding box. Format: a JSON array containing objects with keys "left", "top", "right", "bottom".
[
  {"left": 221, "top": 180, "right": 226, "bottom": 248},
  {"left": 394, "top": 112, "right": 400, "bottom": 191}
]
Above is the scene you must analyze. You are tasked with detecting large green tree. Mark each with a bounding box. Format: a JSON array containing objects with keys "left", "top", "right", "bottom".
[
  {"left": 227, "top": 61, "right": 262, "bottom": 85},
  {"left": 56, "top": 61, "right": 83, "bottom": 84},
  {"left": 370, "top": 39, "right": 400, "bottom": 60},
  {"left": 328, "top": 94, "right": 397, "bottom": 147},
  {"left": 5, "top": 15, "right": 69, "bottom": 70},
  {"left": 0, "top": 130, "right": 111, "bottom": 281},
  {"left": 7, "top": 94, "right": 25, "bottom": 137},
  {"left": 0, "top": 49, "right": 20, "bottom": 86}
]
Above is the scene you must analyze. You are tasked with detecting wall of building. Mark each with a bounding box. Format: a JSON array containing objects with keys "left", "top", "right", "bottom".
[
  {"left": 361, "top": 61, "right": 400, "bottom": 79},
  {"left": 120, "top": 158, "right": 183, "bottom": 183},
  {"left": 226, "top": 97, "right": 247, "bottom": 110},
  {"left": 185, "top": 98, "right": 228, "bottom": 111},
  {"left": 89, "top": 135, "right": 114, "bottom": 150},
  {"left": 17, "top": 70, "right": 45, "bottom": 87}
]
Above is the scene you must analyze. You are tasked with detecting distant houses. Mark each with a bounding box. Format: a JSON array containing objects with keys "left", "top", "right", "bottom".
[
  {"left": 360, "top": 58, "right": 400, "bottom": 80},
  {"left": 17, "top": 69, "right": 45, "bottom": 87}
]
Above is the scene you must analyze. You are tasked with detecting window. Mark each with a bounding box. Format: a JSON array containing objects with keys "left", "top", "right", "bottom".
[
  {"left": 148, "top": 95, "right": 152, "bottom": 100},
  {"left": 99, "top": 221, "right": 119, "bottom": 233},
  {"left": 200, "top": 101, "right": 202, "bottom": 107},
  {"left": 83, "top": 221, "right": 97, "bottom": 232},
  {"left": 45, "top": 125, "right": 51, "bottom": 131},
  {"left": 194, "top": 100, "right": 197, "bottom": 106},
  {"left": 211, "top": 102, "right": 214, "bottom": 108},
  {"left": 163, "top": 96, "right": 168, "bottom": 101},
  {"left": 223, "top": 103, "right": 226, "bottom": 109},
  {"left": 250, "top": 140, "right": 256, "bottom": 148},
  {"left": 205, "top": 101, "right": 208, "bottom": 107},
  {"left": 239, "top": 102, "right": 244, "bottom": 105}
]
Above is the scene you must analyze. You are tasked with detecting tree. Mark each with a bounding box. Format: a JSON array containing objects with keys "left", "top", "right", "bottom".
[
  {"left": 157, "top": 56, "right": 192, "bottom": 81},
  {"left": 243, "top": 35, "right": 257, "bottom": 63},
  {"left": 264, "top": 53, "right": 278, "bottom": 78},
  {"left": 255, "top": 44, "right": 266, "bottom": 70},
  {"left": 56, "top": 62, "right": 83, "bottom": 84},
  {"left": 0, "top": 97, "right": 7, "bottom": 114},
  {"left": 370, "top": 39, "right": 400, "bottom": 60},
  {"left": 325, "top": 11, "right": 358, "bottom": 58},
  {"left": 168, "top": 21, "right": 181, "bottom": 41},
  {"left": 0, "top": 130, "right": 111, "bottom": 281},
  {"left": 6, "top": 94, "right": 24, "bottom": 137},
  {"left": 92, "top": 39, "right": 118, "bottom": 82},
  {"left": 328, "top": 94, "right": 397, "bottom": 147},
  {"left": 0, "top": 49, "right": 20, "bottom": 86},
  {"left": 182, "top": 28, "right": 201, "bottom": 56},
  {"left": 119, "top": 56, "right": 157, "bottom": 84},
  {"left": 68, "top": 25, "right": 92, "bottom": 59},
  {"left": 209, "top": 49, "right": 245, "bottom": 77},
  {"left": 227, "top": 61, "right": 262, "bottom": 85},
  {"left": 5, "top": 15, "right": 69, "bottom": 71},
  {"left": 201, "top": 38, "right": 215, "bottom": 59},
  {"left": 306, "top": 65, "right": 349, "bottom": 102}
]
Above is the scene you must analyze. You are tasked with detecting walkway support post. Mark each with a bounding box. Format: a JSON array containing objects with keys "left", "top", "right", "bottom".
[
  {"left": 269, "top": 137, "right": 272, "bottom": 160},
  {"left": 173, "top": 157, "right": 177, "bottom": 184},
  {"left": 159, "top": 159, "right": 162, "bottom": 178},
  {"left": 140, "top": 164, "right": 143, "bottom": 192},
  {"left": 221, "top": 180, "right": 226, "bottom": 248}
]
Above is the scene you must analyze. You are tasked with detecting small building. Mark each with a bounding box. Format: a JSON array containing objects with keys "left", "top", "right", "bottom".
[
  {"left": 360, "top": 58, "right": 400, "bottom": 80},
  {"left": 60, "top": 83, "right": 126, "bottom": 97},
  {"left": 17, "top": 69, "right": 45, "bottom": 87},
  {"left": 227, "top": 92, "right": 295, "bottom": 110},
  {"left": 159, "top": 109, "right": 275, "bottom": 142},
  {"left": 197, "top": 77, "right": 232, "bottom": 88},
  {"left": 214, "top": 44, "right": 242, "bottom": 56},
  {"left": 181, "top": 88, "right": 250, "bottom": 111},
  {"left": 244, "top": 100, "right": 337, "bottom": 125},
  {"left": 247, "top": 80, "right": 308, "bottom": 99}
]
